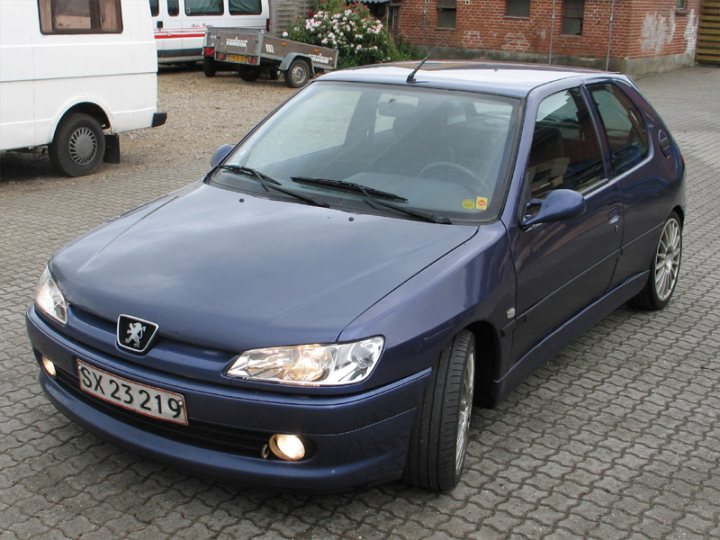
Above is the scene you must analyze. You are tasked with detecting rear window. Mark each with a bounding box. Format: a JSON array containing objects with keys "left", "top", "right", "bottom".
[{"left": 38, "top": 0, "right": 123, "bottom": 34}]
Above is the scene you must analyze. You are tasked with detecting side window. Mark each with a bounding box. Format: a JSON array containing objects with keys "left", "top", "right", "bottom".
[
  {"left": 229, "top": 0, "right": 261, "bottom": 15},
  {"left": 185, "top": 0, "right": 223, "bottom": 16},
  {"left": 527, "top": 88, "right": 605, "bottom": 199},
  {"left": 589, "top": 84, "right": 649, "bottom": 176},
  {"left": 38, "top": 0, "right": 123, "bottom": 34},
  {"left": 149, "top": 0, "right": 159, "bottom": 16},
  {"left": 167, "top": 0, "right": 179, "bottom": 16}
]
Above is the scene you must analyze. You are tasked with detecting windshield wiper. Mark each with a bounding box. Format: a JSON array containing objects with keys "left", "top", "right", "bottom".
[
  {"left": 218, "top": 164, "right": 282, "bottom": 189},
  {"left": 217, "top": 165, "right": 328, "bottom": 208},
  {"left": 291, "top": 176, "right": 408, "bottom": 202},
  {"left": 292, "top": 176, "right": 449, "bottom": 224},
  {"left": 360, "top": 191, "right": 452, "bottom": 224}
]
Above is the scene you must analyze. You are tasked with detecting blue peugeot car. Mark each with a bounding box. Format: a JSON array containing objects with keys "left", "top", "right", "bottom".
[{"left": 27, "top": 62, "right": 684, "bottom": 491}]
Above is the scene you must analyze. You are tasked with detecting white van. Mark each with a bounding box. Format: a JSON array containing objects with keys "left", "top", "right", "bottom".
[
  {"left": 0, "top": 0, "right": 166, "bottom": 176},
  {"left": 149, "top": 0, "right": 269, "bottom": 64}
]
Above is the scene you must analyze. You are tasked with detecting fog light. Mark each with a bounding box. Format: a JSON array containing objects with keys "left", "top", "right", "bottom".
[
  {"left": 42, "top": 356, "right": 57, "bottom": 377},
  {"left": 268, "top": 434, "right": 305, "bottom": 461}
]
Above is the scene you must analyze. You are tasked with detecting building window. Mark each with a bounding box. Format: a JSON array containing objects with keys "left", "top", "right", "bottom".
[
  {"left": 506, "top": 0, "right": 530, "bottom": 18},
  {"left": 437, "top": 0, "right": 456, "bottom": 29},
  {"left": 38, "top": 0, "right": 123, "bottom": 34},
  {"left": 676, "top": 0, "right": 687, "bottom": 8},
  {"left": 562, "top": 0, "right": 584, "bottom": 35}
]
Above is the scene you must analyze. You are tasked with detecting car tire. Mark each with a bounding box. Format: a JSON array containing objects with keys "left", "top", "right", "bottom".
[
  {"left": 239, "top": 66, "right": 261, "bottom": 82},
  {"left": 49, "top": 113, "right": 106, "bottom": 177},
  {"left": 284, "top": 58, "right": 310, "bottom": 88},
  {"left": 404, "top": 330, "right": 475, "bottom": 491},
  {"left": 203, "top": 58, "right": 217, "bottom": 77},
  {"left": 629, "top": 211, "right": 682, "bottom": 310}
]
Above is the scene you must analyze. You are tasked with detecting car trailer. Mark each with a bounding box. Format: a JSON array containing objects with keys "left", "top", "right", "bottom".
[{"left": 203, "top": 27, "right": 338, "bottom": 87}]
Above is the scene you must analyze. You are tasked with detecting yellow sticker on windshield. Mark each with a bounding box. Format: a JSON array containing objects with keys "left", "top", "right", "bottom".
[
  {"left": 476, "top": 197, "right": 488, "bottom": 211},
  {"left": 462, "top": 199, "right": 475, "bottom": 209}
]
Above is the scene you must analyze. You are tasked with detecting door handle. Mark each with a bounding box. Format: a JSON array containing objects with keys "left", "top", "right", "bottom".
[{"left": 608, "top": 207, "right": 621, "bottom": 231}]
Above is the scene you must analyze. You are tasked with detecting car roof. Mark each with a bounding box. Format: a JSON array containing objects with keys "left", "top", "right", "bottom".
[{"left": 319, "top": 61, "right": 620, "bottom": 98}]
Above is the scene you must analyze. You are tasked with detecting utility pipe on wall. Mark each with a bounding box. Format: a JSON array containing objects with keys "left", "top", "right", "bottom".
[
  {"left": 549, "top": 0, "right": 557, "bottom": 64},
  {"left": 606, "top": 0, "right": 617, "bottom": 70}
]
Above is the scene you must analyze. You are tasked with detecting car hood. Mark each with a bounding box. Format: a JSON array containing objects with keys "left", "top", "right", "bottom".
[{"left": 52, "top": 183, "right": 478, "bottom": 351}]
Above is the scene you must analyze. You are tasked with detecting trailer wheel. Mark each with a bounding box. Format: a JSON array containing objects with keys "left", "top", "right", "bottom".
[
  {"left": 239, "top": 66, "right": 261, "bottom": 82},
  {"left": 203, "top": 58, "right": 217, "bottom": 77},
  {"left": 284, "top": 58, "right": 310, "bottom": 88},
  {"left": 49, "top": 113, "right": 106, "bottom": 177}
]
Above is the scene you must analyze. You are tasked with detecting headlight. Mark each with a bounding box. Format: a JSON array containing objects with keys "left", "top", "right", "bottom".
[
  {"left": 35, "top": 266, "right": 67, "bottom": 325},
  {"left": 226, "top": 336, "right": 384, "bottom": 386}
]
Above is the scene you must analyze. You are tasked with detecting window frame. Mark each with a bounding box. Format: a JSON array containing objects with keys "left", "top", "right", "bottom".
[
  {"left": 436, "top": 0, "right": 457, "bottom": 29},
  {"left": 506, "top": 0, "right": 531, "bottom": 18},
  {"left": 561, "top": 0, "right": 585, "bottom": 36}
]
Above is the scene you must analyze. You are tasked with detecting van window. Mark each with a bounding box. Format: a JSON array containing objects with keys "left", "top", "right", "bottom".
[
  {"left": 185, "top": 0, "right": 223, "bottom": 16},
  {"left": 229, "top": 0, "right": 261, "bottom": 15},
  {"left": 38, "top": 0, "right": 123, "bottom": 34},
  {"left": 167, "top": 0, "right": 179, "bottom": 16},
  {"left": 149, "top": 0, "right": 159, "bottom": 16}
]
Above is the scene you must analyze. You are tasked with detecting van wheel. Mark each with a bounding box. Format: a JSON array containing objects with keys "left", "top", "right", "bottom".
[
  {"left": 404, "top": 330, "right": 475, "bottom": 491},
  {"left": 203, "top": 58, "right": 217, "bottom": 77},
  {"left": 49, "top": 113, "right": 106, "bottom": 177},
  {"left": 239, "top": 67, "right": 261, "bottom": 82},
  {"left": 284, "top": 58, "right": 310, "bottom": 88}
]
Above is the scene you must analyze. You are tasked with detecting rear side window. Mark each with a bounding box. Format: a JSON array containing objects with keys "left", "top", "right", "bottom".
[
  {"left": 149, "top": 0, "right": 159, "bottom": 17},
  {"left": 527, "top": 88, "right": 606, "bottom": 199},
  {"left": 229, "top": 0, "right": 261, "bottom": 15},
  {"left": 185, "top": 0, "right": 223, "bottom": 16},
  {"left": 38, "top": 0, "right": 123, "bottom": 34},
  {"left": 589, "top": 83, "right": 649, "bottom": 176}
]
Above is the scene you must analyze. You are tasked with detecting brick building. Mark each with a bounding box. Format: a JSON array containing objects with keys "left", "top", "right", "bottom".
[{"left": 394, "top": 0, "right": 702, "bottom": 75}]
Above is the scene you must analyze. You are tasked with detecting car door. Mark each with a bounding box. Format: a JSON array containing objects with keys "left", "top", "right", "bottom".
[
  {"left": 508, "top": 86, "right": 623, "bottom": 359},
  {"left": 586, "top": 81, "right": 672, "bottom": 286}
]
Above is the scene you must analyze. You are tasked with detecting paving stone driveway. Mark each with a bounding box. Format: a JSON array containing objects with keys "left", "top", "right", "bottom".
[{"left": 0, "top": 66, "right": 718, "bottom": 539}]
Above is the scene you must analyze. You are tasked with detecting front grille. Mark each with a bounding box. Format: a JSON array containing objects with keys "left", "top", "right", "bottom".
[{"left": 54, "top": 368, "right": 269, "bottom": 457}]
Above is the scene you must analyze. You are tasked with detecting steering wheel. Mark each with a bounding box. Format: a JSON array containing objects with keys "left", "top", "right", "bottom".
[{"left": 419, "top": 161, "right": 481, "bottom": 189}]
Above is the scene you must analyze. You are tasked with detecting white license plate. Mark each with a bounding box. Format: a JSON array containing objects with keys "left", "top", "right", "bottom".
[{"left": 76, "top": 360, "right": 188, "bottom": 425}]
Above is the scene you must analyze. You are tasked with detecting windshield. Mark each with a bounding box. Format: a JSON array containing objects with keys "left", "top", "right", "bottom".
[{"left": 214, "top": 81, "right": 521, "bottom": 221}]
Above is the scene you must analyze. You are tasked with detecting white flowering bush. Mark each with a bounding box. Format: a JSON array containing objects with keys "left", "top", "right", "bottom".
[{"left": 287, "top": 0, "right": 396, "bottom": 68}]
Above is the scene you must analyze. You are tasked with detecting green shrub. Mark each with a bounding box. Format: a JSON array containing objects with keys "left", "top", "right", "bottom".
[{"left": 285, "top": 0, "right": 396, "bottom": 68}]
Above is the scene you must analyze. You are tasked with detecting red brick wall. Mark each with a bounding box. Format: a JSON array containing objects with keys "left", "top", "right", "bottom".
[{"left": 396, "top": 0, "right": 700, "bottom": 66}]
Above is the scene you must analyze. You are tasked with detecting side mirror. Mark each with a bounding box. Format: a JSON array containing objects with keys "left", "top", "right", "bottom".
[
  {"left": 210, "top": 144, "right": 234, "bottom": 168},
  {"left": 522, "top": 189, "right": 586, "bottom": 228}
]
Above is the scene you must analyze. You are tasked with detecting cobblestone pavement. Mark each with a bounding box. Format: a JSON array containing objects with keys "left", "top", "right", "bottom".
[{"left": 1, "top": 66, "right": 718, "bottom": 539}]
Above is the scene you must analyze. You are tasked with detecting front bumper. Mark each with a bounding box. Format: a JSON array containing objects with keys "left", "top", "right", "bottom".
[{"left": 27, "top": 307, "right": 429, "bottom": 490}]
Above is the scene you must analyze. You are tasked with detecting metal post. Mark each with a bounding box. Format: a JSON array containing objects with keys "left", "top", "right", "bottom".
[{"left": 606, "top": 0, "right": 617, "bottom": 71}]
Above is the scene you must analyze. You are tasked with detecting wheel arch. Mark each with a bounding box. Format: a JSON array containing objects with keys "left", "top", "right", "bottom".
[
  {"left": 672, "top": 205, "right": 684, "bottom": 225},
  {"left": 52, "top": 102, "right": 112, "bottom": 142},
  {"left": 465, "top": 320, "right": 501, "bottom": 407}
]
